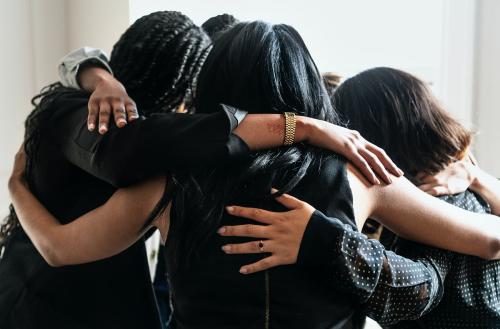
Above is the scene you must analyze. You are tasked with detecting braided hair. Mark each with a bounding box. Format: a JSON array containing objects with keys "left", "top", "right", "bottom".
[
  {"left": 0, "top": 11, "right": 211, "bottom": 253},
  {"left": 110, "top": 11, "right": 211, "bottom": 115}
]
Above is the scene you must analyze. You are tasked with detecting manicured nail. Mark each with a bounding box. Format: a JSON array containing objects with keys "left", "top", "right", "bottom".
[
  {"left": 217, "top": 227, "right": 226, "bottom": 234},
  {"left": 226, "top": 206, "right": 234, "bottom": 213},
  {"left": 221, "top": 245, "right": 231, "bottom": 252},
  {"left": 88, "top": 123, "right": 95, "bottom": 131},
  {"left": 240, "top": 268, "right": 248, "bottom": 274}
]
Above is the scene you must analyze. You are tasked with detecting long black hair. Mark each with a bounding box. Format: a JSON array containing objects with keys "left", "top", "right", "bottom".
[
  {"left": 0, "top": 11, "right": 210, "bottom": 251},
  {"left": 168, "top": 21, "right": 339, "bottom": 268},
  {"left": 333, "top": 67, "right": 471, "bottom": 178}
]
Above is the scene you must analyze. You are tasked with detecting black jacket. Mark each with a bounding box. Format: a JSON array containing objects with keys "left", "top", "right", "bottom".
[{"left": 0, "top": 90, "right": 248, "bottom": 329}]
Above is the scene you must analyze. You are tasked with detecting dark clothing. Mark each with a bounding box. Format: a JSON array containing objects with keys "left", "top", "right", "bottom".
[
  {"left": 0, "top": 90, "right": 248, "bottom": 329},
  {"left": 297, "top": 195, "right": 445, "bottom": 325},
  {"left": 388, "top": 191, "right": 499, "bottom": 329},
  {"left": 298, "top": 188, "right": 497, "bottom": 327},
  {"left": 167, "top": 156, "right": 363, "bottom": 329}
]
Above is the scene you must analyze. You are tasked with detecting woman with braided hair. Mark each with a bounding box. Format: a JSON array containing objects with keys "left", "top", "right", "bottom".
[{"left": 1, "top": 12, "right": 401, "bottom": 329}]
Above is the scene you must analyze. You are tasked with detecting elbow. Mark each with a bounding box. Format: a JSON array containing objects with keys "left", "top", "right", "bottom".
[
  {"left": 38, "top": 240, "right": 67, "bottom": 267},
  {"left": 481, "top": 235, "right": 500, "bottom": 260}
]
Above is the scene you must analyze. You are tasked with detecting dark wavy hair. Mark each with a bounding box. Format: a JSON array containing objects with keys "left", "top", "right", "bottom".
[
  {"left": 0, "top": 11, "right": 210, "bottom": 252},
  {"left": 168, "top": 21, "right": 338, "bottom": 268},
  {"left": 333, "top": 67, "right": 472, "bottom": 178}
]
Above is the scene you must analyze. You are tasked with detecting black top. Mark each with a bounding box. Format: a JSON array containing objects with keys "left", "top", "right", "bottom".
[
  {"left": 166, "top": 155, "right": 362, "bottom": 329},
  {"left": 296, "top": 188, "right": 498, "bottom": 327},
  {"left": 388, "top": 191, "right": 499, "bottom": 329},
  {"left": 0, "top": 90, "right": 248, "bottom": 329}
]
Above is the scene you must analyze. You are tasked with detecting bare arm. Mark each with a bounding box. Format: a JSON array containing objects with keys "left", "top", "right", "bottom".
[
  {"left": 347, "top": 164, "right": 500, "bottom": 260},
  {"left": 8, "top": 146, "right": 167, "bottom": 266}
]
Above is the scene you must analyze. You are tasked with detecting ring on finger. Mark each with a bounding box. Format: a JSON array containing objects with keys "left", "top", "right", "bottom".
[{"left": 258, "top": 240, "right": 265, "bottom": 252}]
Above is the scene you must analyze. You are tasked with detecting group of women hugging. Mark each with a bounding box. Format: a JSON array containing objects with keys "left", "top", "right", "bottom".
[{"left": 1, "top": 10, "right": 500, "bottom": 329}]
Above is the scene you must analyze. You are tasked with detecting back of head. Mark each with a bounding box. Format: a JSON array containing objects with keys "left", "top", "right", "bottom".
[
  {"left": 196, "top": 21, "right": 336, "bottom": 122},
  {"left": 333, "top": 67, "right": 471, "bottom": 177},
  {"left": 201, "top": 13, "right": 239, "bottom": 40},
  {"left": 171, "top": 21, "right": 337, "bottom": 267},
  {"left": 110, "top": 11, "right": 210, "bottom": 115},
  {"left": 322, "top": 72, "right": 342, "bottom": 98}
]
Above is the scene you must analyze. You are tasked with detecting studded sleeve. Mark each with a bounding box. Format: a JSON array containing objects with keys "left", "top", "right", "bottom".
[{"left": 297, "top": 210, "right": 452, "bottom": 325}]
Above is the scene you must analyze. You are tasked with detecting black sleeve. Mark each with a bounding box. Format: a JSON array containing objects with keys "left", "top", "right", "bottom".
[
  {"left": 50, "top": 92, "right": 249, "bottom": 187},
  {"left": 297, "top": 211, "right": 450, "bottom": 325}
]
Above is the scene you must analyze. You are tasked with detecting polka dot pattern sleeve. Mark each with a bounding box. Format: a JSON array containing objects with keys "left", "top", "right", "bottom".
[{"left": 297, "top": 211, "right": 445, "bottom": 325}]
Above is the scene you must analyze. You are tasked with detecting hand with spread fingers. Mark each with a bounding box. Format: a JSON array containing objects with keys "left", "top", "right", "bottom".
[
  {"left": 309, "top": 122, "right": 404, "bottom": 185},
  {"left": 217, "top": 190, "right": 315, "bottom": 275},
  {"left": 78, "top": 66, "right": 139, "bottom": 134}
]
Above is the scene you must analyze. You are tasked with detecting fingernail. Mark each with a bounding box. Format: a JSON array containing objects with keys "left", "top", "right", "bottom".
[
  {"left": 217, "top": 227, "right": 226, "bottom": 234},
  {"left": 118, "top": 119, "right": 127, "bottom": 127},
  {"left": 375, "top": 178, "right": 380, "bottom": 185},
  {"left": 99, "top": 124, "right": 107, "bottom": 133},
  {"left": 226, "top": 206, "right": 234, "bottom": 213},
  {"left": 88, "top": 123, "right": 95, "bottom": 131},
  {"left": 240, "top": 268, "right": 248, "bottom": 274},
  {"left": 221, "top": 245, "right": 231, "bottom": 252},
  {"left": 271, "top": 188, "right": 278, "bottom": 193},
  {"left": 399, "top": 169, "right": 405, "bottom": 176}
]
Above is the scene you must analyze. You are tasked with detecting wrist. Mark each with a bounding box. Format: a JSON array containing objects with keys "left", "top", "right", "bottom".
[
  {"left": 467, "top": 162, "right": 481, "bottom": 191},
  {"left": 78, "top": 66, "right": 114, "bottom": 92},
  {"left": 295, "top": 116, "right": 317, "bottom": 144}
]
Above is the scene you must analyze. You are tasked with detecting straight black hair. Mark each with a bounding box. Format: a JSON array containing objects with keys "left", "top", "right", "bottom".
[{"left": 168, "top": 21, "right": 338, "bottom": 268}]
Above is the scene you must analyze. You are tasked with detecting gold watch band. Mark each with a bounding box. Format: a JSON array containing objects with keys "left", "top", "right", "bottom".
[{"left": 283, "top": 112, "right": 296, "bottom": 146}]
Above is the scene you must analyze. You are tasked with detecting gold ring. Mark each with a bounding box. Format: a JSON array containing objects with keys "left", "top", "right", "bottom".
[{"left": 258, "top": 240, "right": 265, "bottom": 252}]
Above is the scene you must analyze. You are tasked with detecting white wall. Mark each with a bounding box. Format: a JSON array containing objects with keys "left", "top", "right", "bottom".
[
  {"left": 473, "top": 0, "right": 500, "bottom": 177},
  {"left": 66, "top": 0, "right": 130, "bottom": 56},
  {"left": 0, "top": 0, "right": 37, "bottom": 212}
]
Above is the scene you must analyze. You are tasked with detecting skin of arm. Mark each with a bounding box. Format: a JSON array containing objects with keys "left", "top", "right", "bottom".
[
  {"left": 218, "top": 164, "right": 500, "bottom": 273},
  {"left": 347, "top": 164, "right": 500, "bottom": 260},
  {"left": 8, "top": 146, "right": 169, "bottom": 266},
  {"left": 74, "top": 65, "right": 401, "bottom": 185}
]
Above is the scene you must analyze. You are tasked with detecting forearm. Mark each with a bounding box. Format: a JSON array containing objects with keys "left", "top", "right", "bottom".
[
  {"left": 373, "top": 175, "right": 500, "bottom": 260},
  {"left": 8, "top": 178, "right": 63, "bottom": 266},
  {"left": 77, "top": 66, "right": 114, "bottom": 93},
  {"left": 469, "top": 165, "right": 500, "bottom": 215},
  {"left": 234, "top": 114, "right": 313, "bottom": 150},
  {"left": 297, "top": 211, "right": 441, "bottom": 324}
]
